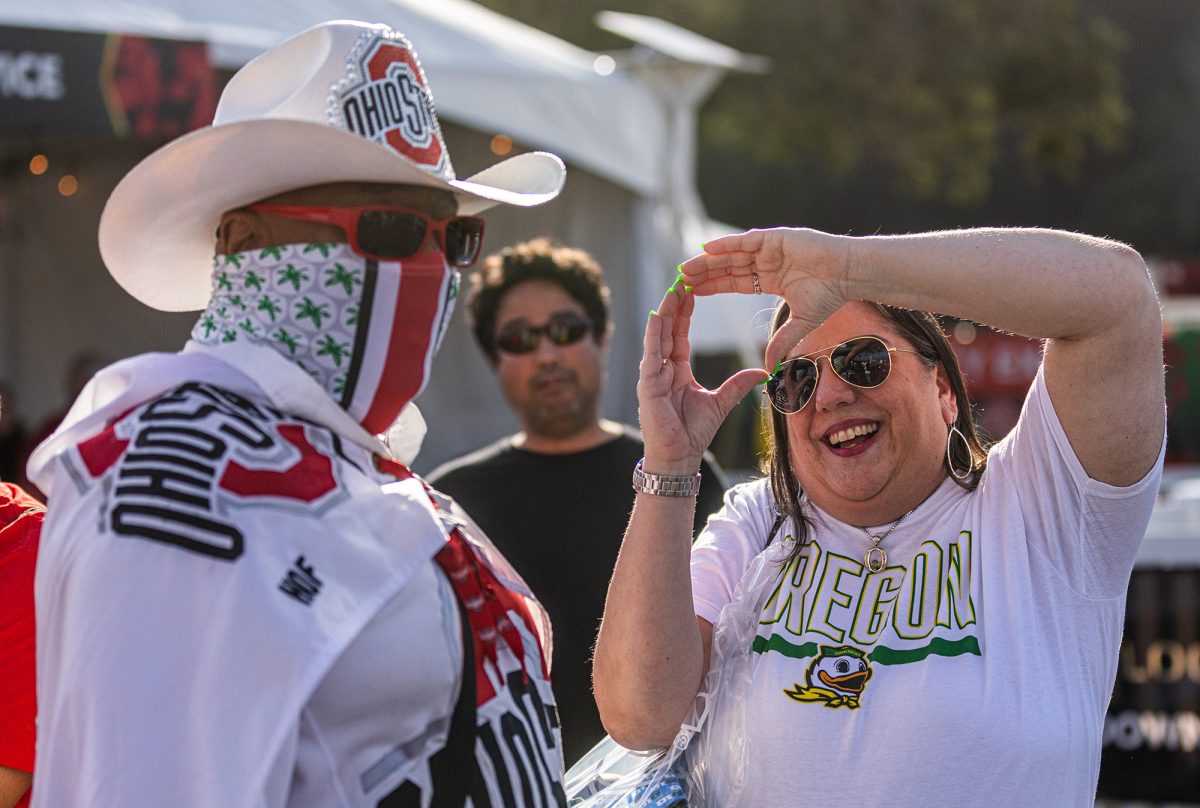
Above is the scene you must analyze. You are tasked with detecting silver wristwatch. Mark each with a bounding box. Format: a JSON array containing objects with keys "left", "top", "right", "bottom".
[{"left": 631, "top": 458, "right": 701, "bottom": 497}]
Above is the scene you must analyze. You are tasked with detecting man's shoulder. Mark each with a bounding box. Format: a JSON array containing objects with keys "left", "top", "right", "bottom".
[
  {"left": 600, "top": 424, "right": 725, "bottom": 480},
  {"left": 606, "top": 423, "right": 643, "bottom": 448},
  {"left": 0, "top": 483, "right": 42, "bottom": 562},
  {"left": 0, "top": 483, "right": 43, "bottom": 520},
  {"left": 426, "top": 435, "right": 519, "bottom": 484}
]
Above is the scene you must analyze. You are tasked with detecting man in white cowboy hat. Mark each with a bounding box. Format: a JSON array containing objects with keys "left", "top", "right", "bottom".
[{"left": 28, "top": 20, "right": 568, "bottom": 807}]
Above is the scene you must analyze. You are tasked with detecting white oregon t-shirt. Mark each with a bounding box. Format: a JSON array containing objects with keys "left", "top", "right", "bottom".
[{"left": 690, "top": 368, "right": 1163, "bottom": 807}]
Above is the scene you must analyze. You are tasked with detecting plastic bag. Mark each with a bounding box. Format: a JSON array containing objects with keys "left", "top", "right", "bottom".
[
  {"left": 564, "top": 536, "right": 793, "bottom": 806},
  {"left": 563, "top": 736, "right": 688, "bottom": 807}
]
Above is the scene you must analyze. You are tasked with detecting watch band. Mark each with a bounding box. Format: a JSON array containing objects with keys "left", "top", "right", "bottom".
[{"left": 631, "top": 458, "right": 701, "bottom": 497}]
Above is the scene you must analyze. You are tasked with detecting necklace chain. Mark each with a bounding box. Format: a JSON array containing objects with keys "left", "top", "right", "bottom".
[{"left": 862, "top": 507, "right": 915, "bottom": 574}]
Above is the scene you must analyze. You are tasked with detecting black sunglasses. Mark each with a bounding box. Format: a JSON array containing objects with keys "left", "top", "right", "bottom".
[
  {"left": 246, "top": 204, "right": 485, "bottom": 267},
  {"left": 494, "top": 311, "right": 592, "bottom": 355},
  {"left": 765, "top": 335, "right": 922, "bottom": 414}
]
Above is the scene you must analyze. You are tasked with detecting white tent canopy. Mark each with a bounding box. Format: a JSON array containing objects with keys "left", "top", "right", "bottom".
[
  {"left": 0, "top": 0, "right": 765, "bottom": 471},
  {"left": 0, "top": 0, "right": 665, "bottom": 197}
]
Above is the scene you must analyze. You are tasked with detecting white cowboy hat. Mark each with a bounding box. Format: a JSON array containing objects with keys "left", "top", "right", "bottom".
[{"left": 99, "top": 19, "right": 566, "bottom": 312}]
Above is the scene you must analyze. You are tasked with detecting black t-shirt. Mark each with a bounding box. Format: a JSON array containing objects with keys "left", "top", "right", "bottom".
[{"left": 427, "top": 426, "right": 727, "bottom": 764}]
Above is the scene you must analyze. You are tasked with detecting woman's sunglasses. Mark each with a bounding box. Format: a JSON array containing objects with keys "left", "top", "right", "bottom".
[
  {"left": 494, "top": 311, "right": 592, "bottom": 355},
  {"left": 764, "top": 335, "right": 922, "bottom": 414},
  {"left": 246, "top": 204, "right": 485, "bottom": 267}
]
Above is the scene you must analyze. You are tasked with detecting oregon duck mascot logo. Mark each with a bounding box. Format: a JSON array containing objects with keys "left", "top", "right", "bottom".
[{"left": 784, "top": 645, "right": 873, "bottom": 709}]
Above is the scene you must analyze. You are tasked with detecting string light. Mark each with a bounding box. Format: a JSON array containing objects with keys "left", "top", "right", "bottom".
[
  {"left": 57, "top": 175, "right": 78, "bottom": 197},
  {"left": 489, "top": 134, "right": 513, "bottom": 156},
  {"left": 29, "top": 154, "right": 48, "bottom": 175}
]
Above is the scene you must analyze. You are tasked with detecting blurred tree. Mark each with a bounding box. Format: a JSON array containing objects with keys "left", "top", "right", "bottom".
[{"left": 474, "top": 0, "right": 1127, "bottom": 205}]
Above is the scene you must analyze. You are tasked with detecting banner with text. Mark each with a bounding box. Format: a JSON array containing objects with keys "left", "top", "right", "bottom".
[
  {"left": 0, "top": 24, "right": 216, "bottom": 138},
  {"left": 1098, "top": 568, "right": 1200, "bottom": 801}
]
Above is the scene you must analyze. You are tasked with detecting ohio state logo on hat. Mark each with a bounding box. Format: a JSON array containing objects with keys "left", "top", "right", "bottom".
[
  {"left": 98, "top": 19, "right": 564, "bottom": 313},
  {"left": 332, "top": 30, "right": 453, "bottom": 181}
]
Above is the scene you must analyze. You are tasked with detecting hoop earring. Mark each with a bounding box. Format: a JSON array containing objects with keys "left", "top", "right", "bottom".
[{"left": 946, "top": 424, "right": 973, "bottom": 481}]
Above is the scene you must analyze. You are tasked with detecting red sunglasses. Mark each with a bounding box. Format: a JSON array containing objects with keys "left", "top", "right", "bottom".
[{"left": 247, "top": 204, "right": 485, "bottom": 267}]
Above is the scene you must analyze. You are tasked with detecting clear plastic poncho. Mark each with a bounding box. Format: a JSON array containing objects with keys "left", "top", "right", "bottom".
[{"left": 564, "top": 532, "right": 794, "bottom": 807}]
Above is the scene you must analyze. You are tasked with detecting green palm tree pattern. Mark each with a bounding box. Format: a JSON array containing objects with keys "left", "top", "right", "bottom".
[
  {"left": 272, "top": 328, "right": 300, "bottom": 355},
  {"left": 295, "top": 297, "right": 331, "bottom": 329},
  {"left": 191, "top": 242, "right": 398, "bottom": 404},
  {"left": 325, "top": 263, "right": 362, "bottom": 296},
  {"left": 257, "top": 296, "right": 283, "bottom": 322},
  {"left": 316, "top": 335, "right": 350, "bottom": 367},
  {"left": 243, "top": 270, "right": 265, "bottom": 291},
  {"left": 278, "top": 264, "right": 309, "bottom": 291}
]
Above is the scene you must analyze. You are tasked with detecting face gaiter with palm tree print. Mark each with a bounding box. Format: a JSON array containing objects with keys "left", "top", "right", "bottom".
[{"left": 191, "top": 241, "right": 458, "bottom": 434}]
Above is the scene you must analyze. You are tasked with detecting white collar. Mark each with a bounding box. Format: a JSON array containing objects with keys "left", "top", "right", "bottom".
[
  {"left": 184, "top": 341, "right": 429, "bottom": 463},
  {"left": 28, "top": 343, "right": 428, "bottom": 494},
  {"left": 182, "top": 341, "right": 394, "bottom": 455}
]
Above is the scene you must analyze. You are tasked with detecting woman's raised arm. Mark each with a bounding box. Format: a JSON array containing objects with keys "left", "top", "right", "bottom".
[
  {"left": 592, "top": 281, "right": 764, "bottom": 749},
  {"left": 682, "top": 227, "right": 1164, "bottom": 485}
]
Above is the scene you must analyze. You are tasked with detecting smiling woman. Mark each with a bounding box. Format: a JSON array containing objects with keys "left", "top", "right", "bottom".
[
  {"left": 589, "top": 225, "right": 1166, "bottom": 806},
  {"left": 763, "top": 301, "right": 989, "bottom": 560}
]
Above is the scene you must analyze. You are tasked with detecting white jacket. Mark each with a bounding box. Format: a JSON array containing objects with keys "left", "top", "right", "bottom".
[{"left": 29, "top": 343, "right": 563, "bottom": 806}]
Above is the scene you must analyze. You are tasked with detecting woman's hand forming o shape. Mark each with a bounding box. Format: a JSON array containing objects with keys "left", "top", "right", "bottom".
[
  {"left": 637, "top": 279, "right": 768, "bottom": 473},
  {"left": 679, "top": 227, "right": 853, "bottom": 370}
]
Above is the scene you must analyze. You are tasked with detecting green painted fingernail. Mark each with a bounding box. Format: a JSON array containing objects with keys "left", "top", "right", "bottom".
[
  {"left": 684, "top": 285, "right": 693, "bottom": 292},
  {"left": 648, "top": 309, "right": 657, "bottom": 320}
]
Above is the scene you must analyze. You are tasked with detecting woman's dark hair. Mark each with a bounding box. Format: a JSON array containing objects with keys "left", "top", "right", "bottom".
[
  {"left": 467, "top": 237, "right": 610, "bottom": 362},
  {"left": 765, "top": 301, "right": 989, "bottom": 555}
]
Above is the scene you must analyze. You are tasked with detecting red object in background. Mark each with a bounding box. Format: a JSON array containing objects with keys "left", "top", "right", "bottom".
[
  {"left": 953, "top": 323, "right": 1199, "bottom": 463},
  {"left": 108, "top": 35, "right": 217, "bottom": 138},
  {"left": 952, "top": 327, "right": 1042, "bottom": 396},
  {"left": 0, "top": 483, "right": 42, "bottom": 808},
  {"left": 1162, "top": 328, "right": 1200, "bottom": 463},
  {"left": 1156, "top": 260, "right": 1200, "bottom": 296},
  {"left": 949, "top": 326, "right": 1042, "bottom": 441}
]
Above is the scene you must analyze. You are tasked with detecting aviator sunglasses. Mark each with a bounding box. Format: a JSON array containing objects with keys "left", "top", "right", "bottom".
[
  {"left": 765, "top": 335, "right": 923, "bottom": 414},
  {"left": 246, "top": 204, "right": 485, "bottom": 267},
  {"left": 494, "top": 311, "right": 592, "bottom": 355}
]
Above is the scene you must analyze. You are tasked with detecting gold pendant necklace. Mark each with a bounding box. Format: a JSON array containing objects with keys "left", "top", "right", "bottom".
[{"left": 862, "top": 507, "right": 915, "bottom": 574}]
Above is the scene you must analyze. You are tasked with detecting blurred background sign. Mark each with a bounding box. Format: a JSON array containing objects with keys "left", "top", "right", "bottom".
[
  {"left": 1099, "top": 494, "right": 1200, "bottom": 803},
  {"left": 0, "top": 24, "right": 215, "bottom": 138}
]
